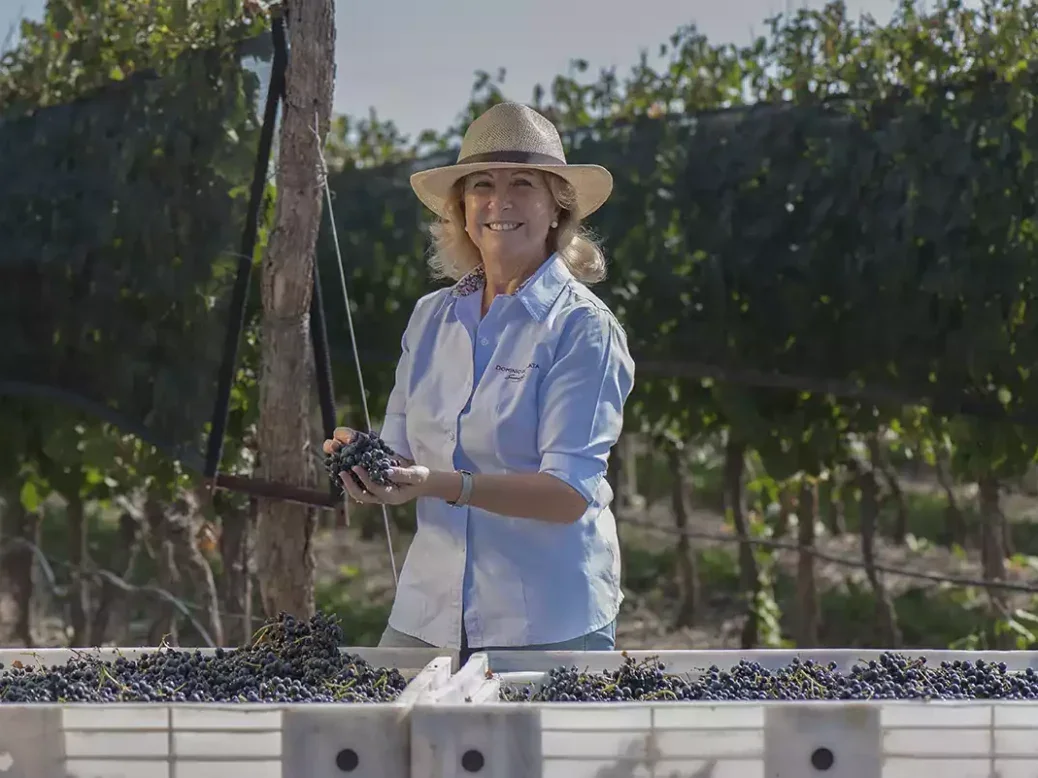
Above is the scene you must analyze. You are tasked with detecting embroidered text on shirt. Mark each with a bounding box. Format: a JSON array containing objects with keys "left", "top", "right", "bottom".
[{"left": 494, "top": 362, "right": 540, "bottom": 381}]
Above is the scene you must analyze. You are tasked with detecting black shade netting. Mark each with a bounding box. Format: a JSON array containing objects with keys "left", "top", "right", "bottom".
[
  {"left": 325, "top": 89, "right": 1038, "bottom": 423},
  {"left": 0, "top": 32, "right": 276, "bottom": 470},
  {"left": 565, "top": 93, "right": 1038, "bottom": 420}
]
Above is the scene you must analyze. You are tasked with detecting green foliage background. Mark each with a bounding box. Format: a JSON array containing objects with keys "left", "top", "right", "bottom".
[{"left": 0, "top": 0, "right": 272, "bottom": 512}]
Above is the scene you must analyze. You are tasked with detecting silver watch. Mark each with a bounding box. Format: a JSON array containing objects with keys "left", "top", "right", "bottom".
[{"left": 448, "top": 470, "right": 474, "bottom": 507}]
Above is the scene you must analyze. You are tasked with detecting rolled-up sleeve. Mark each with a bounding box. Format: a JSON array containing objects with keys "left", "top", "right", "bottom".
[
  {"left": 379, "top": 319, "right": 415, "bottom": 461},
  {"left": 538, "top": 308, "right": 635, "bottom": 503}
]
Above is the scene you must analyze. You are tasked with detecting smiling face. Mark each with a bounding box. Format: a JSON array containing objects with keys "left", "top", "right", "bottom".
[{"left": 462, "top": 168, "right": 560, "bottom": 272}]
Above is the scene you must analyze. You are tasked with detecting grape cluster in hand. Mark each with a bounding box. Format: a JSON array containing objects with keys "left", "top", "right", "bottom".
[
  {"left": 501, "top": 651, "right": 1038, "bottom": 703},
  {"left": 0, "top": 612, "right": 409, "bottom": 704},
  {"left": 324, "top": 430, "right": 400, "bottom": 495}
]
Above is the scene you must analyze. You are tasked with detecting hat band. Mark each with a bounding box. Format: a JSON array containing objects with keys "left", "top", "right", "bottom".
[{"left": 457, "top": 150, "right": 566, "bottom": 166}]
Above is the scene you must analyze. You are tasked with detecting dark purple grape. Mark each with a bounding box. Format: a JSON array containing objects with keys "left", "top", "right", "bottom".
[
  {"left": 0, "top": 612, "right": 408, "bottom": 704},
  {"left": 324, "top": 430, "right": 400, "bottom": 495},
  {"left": 501, "top": 651, "right": 1038, "bottom": 703}
]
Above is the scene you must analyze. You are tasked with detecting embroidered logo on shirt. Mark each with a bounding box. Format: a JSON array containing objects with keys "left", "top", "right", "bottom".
[{"left": 495, "top": 362, "right": 540, "bottom": 382}]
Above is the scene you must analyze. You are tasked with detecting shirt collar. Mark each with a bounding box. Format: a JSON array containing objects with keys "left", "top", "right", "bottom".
[{"left": 447, "top": 253, "right": 571, "bottom": 322}]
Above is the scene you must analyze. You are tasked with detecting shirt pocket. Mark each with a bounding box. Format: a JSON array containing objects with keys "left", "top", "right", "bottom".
[
  {"left": 407, "top": 379, "right": 461, "bottom": 472},
  {"left": 490, "top": 362, "right": 543, "bottom": 467},
  {"left": 406, "top": 318, "right": 473, "bottom": 470}
]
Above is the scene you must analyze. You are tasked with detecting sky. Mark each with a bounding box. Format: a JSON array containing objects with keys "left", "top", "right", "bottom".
[{"left": 2, "top": 0, "right": 921, "bottom": 138}]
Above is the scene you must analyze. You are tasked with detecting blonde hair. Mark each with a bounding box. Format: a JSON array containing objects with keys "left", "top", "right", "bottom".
[{"left": 427, "top": 171, "right": 607, "bottom": 285}]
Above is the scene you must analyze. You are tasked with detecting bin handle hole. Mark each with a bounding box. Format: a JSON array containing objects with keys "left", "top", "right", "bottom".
[
  {"left": 461, "top": 749, "right": 485, "bottom": 772},
  {"left": 810, "top": 747, "right": 834, "bottom": 771},
  {"left": 335, "top": 748, "right": 359, "bottom": 772}
]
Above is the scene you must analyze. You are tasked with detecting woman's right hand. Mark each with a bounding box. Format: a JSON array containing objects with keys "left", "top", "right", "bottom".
[{"left": 321, "top": 426, "right": 356, "bottom": 455}]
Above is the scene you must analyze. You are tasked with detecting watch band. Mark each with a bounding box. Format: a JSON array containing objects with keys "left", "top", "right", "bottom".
[{"left": 449, "top": 470, "right": 474, "bottom": 507}]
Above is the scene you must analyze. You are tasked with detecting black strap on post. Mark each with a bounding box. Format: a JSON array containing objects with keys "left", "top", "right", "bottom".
[
  {"left": 203, "top": 10, "right": 288, "bottom": 479},
  {"left": 310, "top": 254, "right": 339, "bottom": 457}
]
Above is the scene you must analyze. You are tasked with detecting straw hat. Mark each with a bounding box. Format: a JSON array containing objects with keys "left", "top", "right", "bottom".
[{"left": 409, "top": 102, "right": 614, "bottom": 220}]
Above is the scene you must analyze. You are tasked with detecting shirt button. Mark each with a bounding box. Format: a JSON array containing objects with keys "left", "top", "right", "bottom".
[
  {"left": 480, "top": 337, "right": 489, "bottom": 345},
  {"left": 448, "top": 432, "right": 456, "bottom": 441}
]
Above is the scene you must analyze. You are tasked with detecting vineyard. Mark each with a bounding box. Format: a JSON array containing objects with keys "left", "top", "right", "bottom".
[
  {"left": 317, "top": 0, "right": 1038, "bottom": 653},
  {"left": 4, "top": 0, "right": 1038, "bottom": 660}
]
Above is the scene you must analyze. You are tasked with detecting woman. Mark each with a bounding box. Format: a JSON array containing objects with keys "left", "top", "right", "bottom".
[{"left": 322, "top": 102, "right": 635, "bottom": 659}]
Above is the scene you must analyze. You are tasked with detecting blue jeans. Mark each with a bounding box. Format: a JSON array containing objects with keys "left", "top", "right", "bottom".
[{"left": 379, "top": 619, "right": 617, "bottom": 664}]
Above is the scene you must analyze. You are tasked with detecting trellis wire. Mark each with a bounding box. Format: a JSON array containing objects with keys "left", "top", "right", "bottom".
[{"left": 313, "top": 110, "right": 399, "bottom": 588}]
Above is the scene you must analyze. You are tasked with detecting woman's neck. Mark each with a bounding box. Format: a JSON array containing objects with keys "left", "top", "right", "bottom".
[{"left": 482, "top": 252, "right": 545, "bottom": 296}]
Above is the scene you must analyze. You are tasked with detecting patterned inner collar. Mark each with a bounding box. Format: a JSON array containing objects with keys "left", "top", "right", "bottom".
[
  {"left": 450, "top": 264, "right": 536, "bottom": 298},
  {"left": 450, "top": 265, "right": 486, "bottom": 297}
]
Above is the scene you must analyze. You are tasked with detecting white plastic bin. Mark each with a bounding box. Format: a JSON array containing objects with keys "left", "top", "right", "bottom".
[
  {"left": 0, "top": 645, "right": 458, "bottom": 778},
  {"left": 410, "top": 648, "right": 1038, "bottom": 778}
]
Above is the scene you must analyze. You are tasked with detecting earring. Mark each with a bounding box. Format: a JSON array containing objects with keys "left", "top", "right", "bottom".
[{"left": 551, "top": 220, "right": 558, "bottom": 228}]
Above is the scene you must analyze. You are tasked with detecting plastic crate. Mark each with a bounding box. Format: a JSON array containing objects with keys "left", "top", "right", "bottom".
[
  {"left": 0, "top": 645, "right": 458, "bottom": 778},
  {"left": 410, "top": 648, "right": 1038, "bottom": 778}
]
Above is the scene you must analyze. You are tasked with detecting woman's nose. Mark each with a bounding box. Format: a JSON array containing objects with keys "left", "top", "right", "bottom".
[{"left": 487, "top": 186, "right": 513, "bottom": 211}]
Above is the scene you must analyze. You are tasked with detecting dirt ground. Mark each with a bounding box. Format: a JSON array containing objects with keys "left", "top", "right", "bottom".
[{"left": 314, "top": 474, "right": 1038, "bottom": 650}]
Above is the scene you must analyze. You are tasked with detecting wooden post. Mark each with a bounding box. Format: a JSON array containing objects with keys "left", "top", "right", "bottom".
[{"left": 254, "top": 0, "right": 337, "bottom": 618}]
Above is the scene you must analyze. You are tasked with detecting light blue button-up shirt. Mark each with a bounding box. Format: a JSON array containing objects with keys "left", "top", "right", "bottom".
[{"left": 378, "top": 253, "right": 635, "bottom": 649}]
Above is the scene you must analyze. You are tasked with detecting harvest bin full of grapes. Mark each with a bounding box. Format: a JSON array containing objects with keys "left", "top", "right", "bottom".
[
  {"left": 0, "top": 613, "right": 459, "bottom": 778},
  {"left": 408, "top": 649, "right": 1038, "bottom": 777}
]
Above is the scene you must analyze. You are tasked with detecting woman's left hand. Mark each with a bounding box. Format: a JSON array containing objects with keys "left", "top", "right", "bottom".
[{"left": 341, "top": 464, "right": 430, "bottom": 506}]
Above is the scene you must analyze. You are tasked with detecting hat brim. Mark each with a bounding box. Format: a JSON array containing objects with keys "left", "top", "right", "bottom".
[{"left": 409, "top": 161, "right": 614, "bottom": 220}]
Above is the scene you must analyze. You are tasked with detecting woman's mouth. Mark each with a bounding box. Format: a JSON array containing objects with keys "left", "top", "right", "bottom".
[{"left": 485, "top": 222, "right": 522, "bottom": 232}]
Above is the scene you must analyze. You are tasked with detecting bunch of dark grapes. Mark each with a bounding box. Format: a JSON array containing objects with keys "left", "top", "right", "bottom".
[
  {"left": 500, "top": 651, "right": 1038, "bottom": 703},
  {"left": 0, "top": 612, "right": 409, "bottom": 704},
  {"left": 324, "top": 430, "right": 400, "bottom": 496}
]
